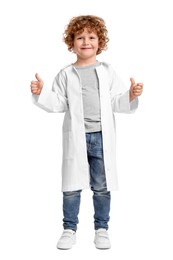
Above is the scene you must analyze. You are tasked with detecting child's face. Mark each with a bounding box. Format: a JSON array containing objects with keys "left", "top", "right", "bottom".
[{"left": 73, "top": 28, "right": 99, "bottom": 62}]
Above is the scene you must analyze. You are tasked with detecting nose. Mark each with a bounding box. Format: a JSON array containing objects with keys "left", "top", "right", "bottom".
[{"left": 83, "top": 38, "right": 89, "bottom": 45}]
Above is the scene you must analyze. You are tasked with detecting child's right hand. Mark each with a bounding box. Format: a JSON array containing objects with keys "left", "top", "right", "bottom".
[{"left": 30, "top": 73, "right": 43, "bottom": 95}]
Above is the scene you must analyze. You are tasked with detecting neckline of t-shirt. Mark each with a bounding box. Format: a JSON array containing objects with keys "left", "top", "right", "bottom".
[{"left": 73, "top": 61, "right": 101, "bottom": 70}]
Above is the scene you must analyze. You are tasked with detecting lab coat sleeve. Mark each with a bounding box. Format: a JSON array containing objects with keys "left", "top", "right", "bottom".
[
  {"left": 32, "top": 70, "right": 68, "bottom": 113},
  {"left": 110, "top": 70, "right": 138, "bottom": 113}
]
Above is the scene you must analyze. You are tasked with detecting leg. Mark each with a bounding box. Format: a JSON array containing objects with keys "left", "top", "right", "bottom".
[
  {"left": 86, "top": 131, "right": 111, "bottom": 230},
  {"left": 93, "top": 190, "right": 111, "bottom": 230},
  {"left": 63, "top": 190, "right": 82, "bottom": 231}
]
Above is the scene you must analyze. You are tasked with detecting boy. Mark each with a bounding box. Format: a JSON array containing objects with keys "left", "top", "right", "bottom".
[{"left": 31, "top": 15, "right": 143, "bottom": 249}]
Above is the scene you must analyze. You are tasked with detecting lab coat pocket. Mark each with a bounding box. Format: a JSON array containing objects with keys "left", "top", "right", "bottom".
[{"left": 62, "top": 131, "right": 74, "bottom": 160}]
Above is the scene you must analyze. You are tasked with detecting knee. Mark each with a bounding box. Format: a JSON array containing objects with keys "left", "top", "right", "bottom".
[
  {"left": 93, "top": 189, "right": 110, "bottom": 197},
  {"left": 63, "top": 190, "right": 82, "bottom": 197}
]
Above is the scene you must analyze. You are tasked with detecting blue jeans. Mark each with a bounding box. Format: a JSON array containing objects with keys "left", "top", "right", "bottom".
[{"left": 63, "top": 131, "right": 111, "bottom": 231}]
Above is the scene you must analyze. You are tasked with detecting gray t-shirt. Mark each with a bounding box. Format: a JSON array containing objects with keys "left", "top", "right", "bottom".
[{"left": 76, "top": 62, "right": 102, "bottom": 133}]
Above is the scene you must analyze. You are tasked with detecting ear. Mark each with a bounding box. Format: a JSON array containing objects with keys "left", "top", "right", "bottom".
[
  {"left": 98, "top": 41, "right": 102, "bottom": 52},
  {"left": 72, "top": 47, "right": 76, "bottom": 54},
  {"left": 97, "top": 47, "right": 101, "bottom": 54},
  {"left": 71, "top": 43, "right": 75, "bottom": 53}
]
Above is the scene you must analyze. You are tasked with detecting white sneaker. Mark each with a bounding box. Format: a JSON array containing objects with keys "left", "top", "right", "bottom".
[
  {"left": 57, "top": 229, "right": 76, "bottom": 250},
  {"left": 94, "top": 228, "right": 111, "bottom": 249}
]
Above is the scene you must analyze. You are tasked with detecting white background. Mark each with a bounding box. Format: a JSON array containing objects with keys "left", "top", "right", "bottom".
[{"left": 0, "top": 0, "right": 173, "bottom": 259}]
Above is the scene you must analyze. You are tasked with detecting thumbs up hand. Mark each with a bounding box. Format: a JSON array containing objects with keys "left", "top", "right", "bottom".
[
  {"left": 129, "top": 78, "right": 143, "bottom": 102},
  {"left": 30, "top": 73, "right": 44, "bottom": 95}
]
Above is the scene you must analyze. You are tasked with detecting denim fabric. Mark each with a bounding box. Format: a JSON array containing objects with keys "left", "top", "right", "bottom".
[{"left": 63, "top": 131, "right": 111, "bottom": 231}]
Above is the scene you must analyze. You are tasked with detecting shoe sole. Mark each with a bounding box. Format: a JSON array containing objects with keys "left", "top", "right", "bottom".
[
  {"left": 95, "top": 245, "right": 111, "bottom": 250},
  {"left": 57, "top": 241, "right": 76, "bottom": 250},
  {"left": 94, "top": 241, "right": 111, "bottom": 249}
]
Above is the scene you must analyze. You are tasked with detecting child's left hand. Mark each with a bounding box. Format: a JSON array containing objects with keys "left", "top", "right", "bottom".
[{"left": 129, "top": 78, "right": 143, "bottom": 102}]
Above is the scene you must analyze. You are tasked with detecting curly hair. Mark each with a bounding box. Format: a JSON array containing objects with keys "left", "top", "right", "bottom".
[{"left": 63, "top": 15, "right": 109, "bottom": 55}]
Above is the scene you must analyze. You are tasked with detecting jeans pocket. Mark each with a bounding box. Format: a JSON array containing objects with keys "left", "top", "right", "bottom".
[{"left": 95, "top": 132, "right": 103, "bottom": 148}]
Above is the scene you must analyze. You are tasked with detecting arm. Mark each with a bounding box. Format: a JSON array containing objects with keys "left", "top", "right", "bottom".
[
  {"left": 110, "top": 70, "right": 143, "bottom": 113},
  {"left": 31, "top": 72, "right": 68, "bottom": 113}
]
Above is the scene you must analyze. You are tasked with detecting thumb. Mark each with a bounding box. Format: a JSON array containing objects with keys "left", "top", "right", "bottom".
[
  {"left": 130, "top": 77, "right": 135, "bottom": 86},
  {"left": 35, "top": 73, "right": 43, "bottom": 82}
]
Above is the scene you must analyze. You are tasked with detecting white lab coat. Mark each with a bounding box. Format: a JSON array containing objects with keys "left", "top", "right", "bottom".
[{"left": 32, "top": 62, "right": 138, "bottom": 191}]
